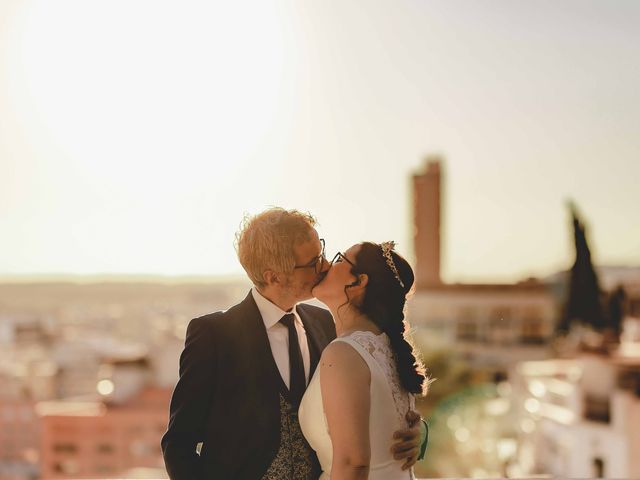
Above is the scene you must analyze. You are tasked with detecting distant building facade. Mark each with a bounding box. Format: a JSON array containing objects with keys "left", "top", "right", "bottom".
[
  {"left": 408, "top": 282, "right": 557, "bottom": 376},
  {"left": 38, "top": 387, "right": 170, "bottom": 479},
  {"left": 512, "top": 345, "right": 640, "bottom": 478},
  {"left": 409, "top": 157, "right": 558, "bottom": 377}
]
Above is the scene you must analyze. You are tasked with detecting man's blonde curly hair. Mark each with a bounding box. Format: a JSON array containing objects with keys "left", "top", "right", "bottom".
[{"left": 235, "top": 207, "right": 317, "bottom": 288}]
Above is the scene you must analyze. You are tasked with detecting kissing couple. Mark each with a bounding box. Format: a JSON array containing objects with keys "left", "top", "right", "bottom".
[{"left": 162, "top": 207, "right": 429, "bottom": 479}]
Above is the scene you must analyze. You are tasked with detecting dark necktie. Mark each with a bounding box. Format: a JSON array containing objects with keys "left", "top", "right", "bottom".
[{"left": 280, "top": 313, "right": 306, "bottom": 408}]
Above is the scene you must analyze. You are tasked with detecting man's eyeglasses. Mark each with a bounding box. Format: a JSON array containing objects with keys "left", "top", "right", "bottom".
[
  {"left": 294, "top": 239, "right": 326, "bottom": 274},
  {"left": 330, "top": 252, "right": 356, "bottom": 268}
]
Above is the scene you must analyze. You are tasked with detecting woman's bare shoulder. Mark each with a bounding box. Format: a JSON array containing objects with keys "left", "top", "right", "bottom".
[{"left": 320, "top": 340, "right": 369, "bottom": 378}]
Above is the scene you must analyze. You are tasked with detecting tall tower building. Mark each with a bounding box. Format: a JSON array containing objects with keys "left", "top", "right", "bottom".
[{"left": 413, "top": 157, "right": 442, "bottom": 288}]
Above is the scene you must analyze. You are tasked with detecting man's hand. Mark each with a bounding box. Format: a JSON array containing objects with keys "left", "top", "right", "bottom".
[{"left": 390, "top": 410, "right": 421, "bottom": 470}]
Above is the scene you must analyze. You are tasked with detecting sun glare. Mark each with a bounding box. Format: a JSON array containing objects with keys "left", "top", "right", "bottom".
[{"left": 14, "top": 0, "right": 286, "bottom": 185}]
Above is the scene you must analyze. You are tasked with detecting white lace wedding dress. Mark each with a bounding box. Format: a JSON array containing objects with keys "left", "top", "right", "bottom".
[{"left": 299, "top": 331, "right": 416, "bottom": 479}]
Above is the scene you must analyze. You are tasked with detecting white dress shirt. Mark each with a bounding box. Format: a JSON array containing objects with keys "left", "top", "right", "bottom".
[{"left": 251, "top": 287, "right": 311, "bottom": 388}]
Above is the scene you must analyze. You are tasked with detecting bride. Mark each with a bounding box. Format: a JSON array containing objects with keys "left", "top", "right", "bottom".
[{"left": 299, "top": 241, "right": 428, "bottom": 480}]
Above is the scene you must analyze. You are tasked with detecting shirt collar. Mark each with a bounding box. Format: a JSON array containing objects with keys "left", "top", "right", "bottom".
[{"left": 251, "top": 287, "right": 301, "bottom": 330}]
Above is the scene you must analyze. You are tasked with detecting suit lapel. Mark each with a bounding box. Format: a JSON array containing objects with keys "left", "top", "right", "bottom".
[
  {"left": 238, "top": 291, "right": 291, "bottom": 397},
  {"left": 235, "top": 292, "right": 286, "bottom": 395},
  {"left": 238, "top": 293, "right": 332, "bottom": 390}
]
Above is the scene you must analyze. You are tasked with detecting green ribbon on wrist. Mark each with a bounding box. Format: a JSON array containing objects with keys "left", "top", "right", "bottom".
[{"left": 417, "top": 418, "right": 429, "bottom": 461}]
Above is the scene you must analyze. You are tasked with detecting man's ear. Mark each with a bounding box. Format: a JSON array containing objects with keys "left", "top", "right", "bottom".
[{"left": 263, "top": 270, "right": 280, "bottom": 286}]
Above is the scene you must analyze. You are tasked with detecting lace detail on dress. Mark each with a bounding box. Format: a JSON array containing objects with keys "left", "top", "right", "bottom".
[{"left": 346, "top": 331, "right": 414, "bottom": 424}]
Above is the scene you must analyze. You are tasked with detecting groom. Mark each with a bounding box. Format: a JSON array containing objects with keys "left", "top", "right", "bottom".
[{"left": 161, "top": 208, "right": 424, "bottom": 479}]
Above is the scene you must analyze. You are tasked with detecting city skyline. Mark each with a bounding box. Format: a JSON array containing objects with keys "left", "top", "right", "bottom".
[{"left": 2, "top": 0, "right": 639, "bottom": 283}]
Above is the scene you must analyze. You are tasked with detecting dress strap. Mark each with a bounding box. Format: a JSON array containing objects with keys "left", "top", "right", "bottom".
[{"left": 331, "top": 336, "right": 377, "bottom": 374}]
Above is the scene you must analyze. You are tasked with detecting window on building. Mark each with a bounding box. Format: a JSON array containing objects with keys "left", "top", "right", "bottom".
[
  {"left": 96, "top": 443, "right": 115, "bottom": 454},
  {"left": 488, "top": 308, "right": 512, "bottom": 345},
  {"left": 617, "top": 368, "right": 640, "bottom": 396},
  {"left": 456, "top": 321, "right": 477, "bottom": 341},
  {"left": 52, "top": 460, "right": 79, "bottom": 475},
  {"left": 521, "top": 310, "right": 546, "bottom": 344},
  {"left": 593, "top": 457, "right": 605, "bottom": 478},
  {"left": 584, "top": 395, "right": 610, "bottom": 423},
  {"left": 53, "top": 442, "right": 78, "bottom": 454}
]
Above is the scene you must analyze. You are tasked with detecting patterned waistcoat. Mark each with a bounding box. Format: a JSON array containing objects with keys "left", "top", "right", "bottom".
[
  {"left": 261, "top": 310, "right": 325, "bottom": 480},
  {"left": 261, "top": 391, "right": 320, "bottom": 480}
]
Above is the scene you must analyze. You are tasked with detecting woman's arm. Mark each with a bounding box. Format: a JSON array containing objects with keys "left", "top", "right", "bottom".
[{"left": 320, "top": 341, "right": 371, "bottom": 480}]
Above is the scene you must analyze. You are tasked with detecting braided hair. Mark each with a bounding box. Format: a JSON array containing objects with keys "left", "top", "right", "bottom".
[{"left": 348, "top": 242, "right": 427, "bottom": 395}]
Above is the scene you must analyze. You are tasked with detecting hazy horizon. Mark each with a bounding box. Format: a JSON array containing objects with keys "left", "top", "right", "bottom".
[
  {"left": 3, "top": 262, "right": 640, "bottom": 286},
  {"left": 0, "top": 272, "right": 252, "bottom": 284}
]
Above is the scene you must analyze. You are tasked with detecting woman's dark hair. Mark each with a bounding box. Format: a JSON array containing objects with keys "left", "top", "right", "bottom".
[{"left": 347, "top": 242, "right": 427, "bottom": 395}]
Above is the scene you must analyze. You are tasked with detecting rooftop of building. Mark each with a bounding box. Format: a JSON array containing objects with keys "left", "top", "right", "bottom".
[{"left": 417, "top": 277, "right": 549, "bottom": 293}]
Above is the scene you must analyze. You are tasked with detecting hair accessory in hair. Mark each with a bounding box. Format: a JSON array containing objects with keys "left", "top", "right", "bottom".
[{"left": 380, "top": 241, "right": 405, "bottom": 288}]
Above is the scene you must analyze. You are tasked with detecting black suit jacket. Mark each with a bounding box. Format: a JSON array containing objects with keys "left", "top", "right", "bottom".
[{"left": 161, "top": 291, "right": 336, "bottom": 480}]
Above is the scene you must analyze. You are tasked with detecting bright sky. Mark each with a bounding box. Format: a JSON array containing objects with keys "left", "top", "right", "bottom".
[{"left": 1, "top": 0, "right": 639, "bottom": 283}]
